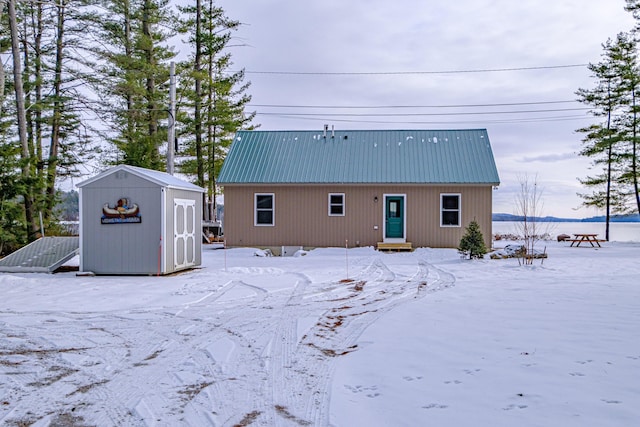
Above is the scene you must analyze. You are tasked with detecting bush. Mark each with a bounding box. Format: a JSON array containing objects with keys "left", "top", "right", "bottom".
[{"left": 458, "top": 220, "right": 487, "bottom": 260}]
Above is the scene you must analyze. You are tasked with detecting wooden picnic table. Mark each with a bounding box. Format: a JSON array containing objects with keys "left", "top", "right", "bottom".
[{"left": 568, "top": 233, "right": 604, "bottom": 248}]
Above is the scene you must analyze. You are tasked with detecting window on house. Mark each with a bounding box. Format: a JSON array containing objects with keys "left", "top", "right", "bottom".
[
  {"left": 441, "top": 194, "right": 461, "bottom": 227},
  {"left": 328, "top": 193, "right": 345, "bottom": 216},
  {"left": 255, "top": 193, "right": 274, "bottom": 226}
]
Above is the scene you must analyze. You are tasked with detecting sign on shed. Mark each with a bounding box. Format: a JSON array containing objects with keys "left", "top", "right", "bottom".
[{"left": 77, "top": 165, "right": 205, "bottom": 275}]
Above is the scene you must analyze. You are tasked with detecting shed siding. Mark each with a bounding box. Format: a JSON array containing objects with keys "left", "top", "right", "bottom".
[
  {"left": 222, "top": 185, "right": 493, "bottom": 249},
  {"left": 81, "top": 173, "right": 162, "bottom": 274}
]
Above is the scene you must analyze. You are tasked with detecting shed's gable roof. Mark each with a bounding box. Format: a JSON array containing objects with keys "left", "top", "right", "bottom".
[
  {"left": 77, "top": 164, "right": 205, "bottom": 192},
  {"left": 218, "top": 129, "right": 500, "bottom": 185}
]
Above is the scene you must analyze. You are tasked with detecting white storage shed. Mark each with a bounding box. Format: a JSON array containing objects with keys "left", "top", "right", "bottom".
[{"left": 77, "top": 165, "right": 205, "bottom": 275}]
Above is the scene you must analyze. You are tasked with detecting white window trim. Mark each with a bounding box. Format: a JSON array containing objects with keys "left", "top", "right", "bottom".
[
  {"left": 440, "top": 193, "right": 461, "bottom": 227},
  {"left": 328, "top": 193, "right": 345, "bottom": 216},
  {"left": 254, "top": 193, "right": 275, "bottom": 226}
]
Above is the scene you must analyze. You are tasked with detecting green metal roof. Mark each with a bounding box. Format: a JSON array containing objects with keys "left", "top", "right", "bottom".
[{"left": 218, "top": 129, "right": 500, "bottom": 185}]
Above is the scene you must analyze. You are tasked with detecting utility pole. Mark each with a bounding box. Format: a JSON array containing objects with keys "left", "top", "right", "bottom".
[{"left": 167, "top": 61, "right": 176, "bottom": 175}]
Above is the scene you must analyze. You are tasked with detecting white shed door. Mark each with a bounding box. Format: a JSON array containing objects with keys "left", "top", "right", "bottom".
[{"left": 174, "top": 198, "right": 196, "bottom": 269}]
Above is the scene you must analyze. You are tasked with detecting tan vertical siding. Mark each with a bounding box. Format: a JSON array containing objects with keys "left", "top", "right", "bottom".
[{"left": 223, "top": 185, "right": 493, "bottom": 249}]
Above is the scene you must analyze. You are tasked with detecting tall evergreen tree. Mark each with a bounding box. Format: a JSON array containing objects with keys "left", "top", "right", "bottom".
[
  {"left": 0, "top": 1, "right": 23, "bottom": 254},
  {"left": 0, "top": 138, "right": 25, "bottom": 255},
  {"left": 7, "top": 0, "right": 38, "bottom": 240},
  {"left": 10, "top": 0, "right": 96, "bottom": 236},
  {"left": 0, "top": 3, "right": 4, "bottom": 112},
  {"left": 2, "top": 0, "right": 252, "bottom": 251},
  {"left": 177, "top": 0, "right": 255, "bottom": 220},
  {"left": 578, "top": 32, "right": 640, "bottom": 218},
  {"left": 41, "top": 0, "right": 97, "bottom": 221},
  {"left": 577, "top": 39, "right": 627, "bottom": 239},
  {"left": 92, "top": 0, "right": 176, "bottom": 170},
  {"left": 610, "top": 33, "right": 640, "bottom": 214},
  {"left": 623, "top": 0, "right": 640, "bottom": 213},
  {"left": 0, "top": 69, "right": 25, "bottom": 254}
]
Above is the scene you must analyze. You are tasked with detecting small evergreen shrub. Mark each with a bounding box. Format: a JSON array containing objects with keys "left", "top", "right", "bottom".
[{"left": 458, "top": 220, "right": 487, "bottom": 260}]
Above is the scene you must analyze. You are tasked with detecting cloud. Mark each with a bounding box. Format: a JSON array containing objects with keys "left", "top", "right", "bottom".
[
  {"left": 212, "top": 0, "right": 635, "bottom": 217},
  {"left": 521, "top": 152, "right": 576, "bottom": 163}
]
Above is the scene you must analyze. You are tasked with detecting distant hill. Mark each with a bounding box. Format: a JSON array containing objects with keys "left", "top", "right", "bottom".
[
  {"left": 492, "top": 213, "right": 640, "bottom": 223},
  {"left": 579, "top": 214, "right": 640, "bottom": 223}
]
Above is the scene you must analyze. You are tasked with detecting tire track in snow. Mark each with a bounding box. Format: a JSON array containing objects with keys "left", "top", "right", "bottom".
[
  {"left": 298, "top": 257, "right": 455, "bottom": 425},
  {"left": 0, "top": 279, "right": 273, "bottom": 426},
  {"left": 263, "top": 277, "right": 311, "bottom": 425},
  {"left": 217, "top": 255, "right": 454, "bottom": 426},
  {"left": 0, "top": 256, "right": 455, "bottom": 427}
]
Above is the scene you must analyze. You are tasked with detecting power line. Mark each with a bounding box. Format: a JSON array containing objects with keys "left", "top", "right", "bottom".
[
  {"left": 264, "top": 113, "right": 590, "bottom": 125},
  {"left": 249, "top": 100, "right": 579, "bottom": 109},
  {"left": 255, "top": 107, "right": 590, "bottom": 117},
  {"left": 242, "top": 64, "right": 588, "bottom": 76}
]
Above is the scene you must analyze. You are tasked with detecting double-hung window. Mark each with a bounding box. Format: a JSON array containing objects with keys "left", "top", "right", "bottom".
[
  {"left": 440, "top": 194, "right": 461, "bottom": 227},
  {"left": 328, "top": 193, "right": 345, "bottom": 216},
  {"left": 255, "top": 193, "right": 274, "bottom": 226}
]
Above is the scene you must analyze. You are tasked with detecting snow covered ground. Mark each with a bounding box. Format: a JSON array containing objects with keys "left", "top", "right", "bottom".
[{"left": 0, "top": 241, "right": 638, "bottom": 426}]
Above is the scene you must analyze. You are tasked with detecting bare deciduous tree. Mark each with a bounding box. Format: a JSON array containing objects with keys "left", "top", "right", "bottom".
[{"left": 513, "top": 174, "right": 551, "bottom": 265}]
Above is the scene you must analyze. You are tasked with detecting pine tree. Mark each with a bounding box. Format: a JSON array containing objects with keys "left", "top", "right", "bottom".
[
  {"left": 621, "top": 0, "right": 640, "bottom": 213},
  {"left": 42, "top": 0, "right": 97, "bottom": 222},
  {"left": 458, "top": 220, "right": 487, "bottom": 260},
  {"left": 177, "top": 0, "right": 255, "bottom": 220},
  {"left": 91, "top": 0, "right": 176, "bottom": 170},
  {"left": 578, "top": 32, "right": 640, "bottom": 219},
  {"left": 1, "top": 0, "right": 96, "bottom": 242},
  {"left": 610, "top": 32, "right": 640, "bottom": 215},
  {"left": 6, "top": 0, "right": 39, "bottom": 241},
  {"left": 0, "top": 134, "right": 26, "bottom": 255},
  {"left": 576, "top": 39, "right": 627, "bottom": 240}
]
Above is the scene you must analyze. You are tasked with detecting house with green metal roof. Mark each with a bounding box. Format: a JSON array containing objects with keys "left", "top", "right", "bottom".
[{"left": 217, "top": 128, "right": 500, "bottom": 251}]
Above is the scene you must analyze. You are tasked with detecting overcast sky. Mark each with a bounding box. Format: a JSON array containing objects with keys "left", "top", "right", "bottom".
[{"left": 212, "top": 0, "right": 635, "bottom": 218}]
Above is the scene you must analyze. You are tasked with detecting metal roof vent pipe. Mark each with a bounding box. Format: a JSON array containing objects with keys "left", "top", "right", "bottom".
[
  {"left": 323, "top": 124, "right": 328, "bottom": 138},
  {"left": 331, "top": 125, "right": 335, "bottom": 139}
]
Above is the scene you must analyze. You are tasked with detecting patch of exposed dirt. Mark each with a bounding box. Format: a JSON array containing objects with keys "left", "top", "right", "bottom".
[
  {"left": 274, "top": 405, "right": 311, "bottom": 426},
  {"left": 233, "top": 410, "right": 261, "bottom": 426},
  {"left": 305, "top": 342, "right": 358, "bottom": 357},
  {"left": 177, "top": 381, "right": 214, "bottom": 404},
  {"left": 352, "top": 280, "right": 366, "bottom": 291},
  {"left": 143, "top": 349, "right": 163, "bottom": 361},
  {"left": 66, "top": 379, "right": 110, "bottom": 397},
  {"left": 0, "top": 347, "right": 90, "bottom": 357},
  {"left": 133, "top": 349, "right": 164, "bottom": 366},
  {"left": 5, "top": 412, "right": 89, "bottom": 427},
  {"left": 49, "top": 412, "right": 90, "bottom": 427},
  {"left": 26, "top": 366, "right": 79, "bottom": 387}
]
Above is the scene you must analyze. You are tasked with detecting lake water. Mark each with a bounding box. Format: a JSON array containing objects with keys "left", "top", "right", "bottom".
[{"left": 492, "top": 221, "right": 640, "bottom": 243}]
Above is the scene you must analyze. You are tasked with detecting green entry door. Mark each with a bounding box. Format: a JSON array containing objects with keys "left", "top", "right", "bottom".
[{"left": 385, "top": 196, "right": 404, "bottom": 239}]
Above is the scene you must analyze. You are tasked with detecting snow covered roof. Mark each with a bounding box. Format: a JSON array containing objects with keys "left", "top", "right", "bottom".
[
  {"left": 218, "top": 129, "right": 501, "bottom": 185},
  {"left": 77, "top": 164, "right": 204, "bottom": 192}
]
